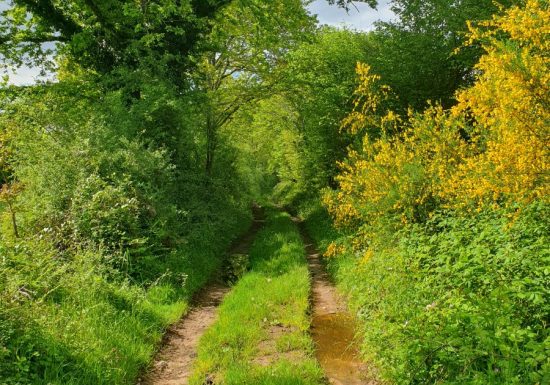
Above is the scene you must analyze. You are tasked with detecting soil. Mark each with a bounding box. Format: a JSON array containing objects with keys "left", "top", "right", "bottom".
[
  {"left": 298, "top": 224, "right": 378, "bottom": 385},
  {"left": 253, "top": 324, "right": 306, "bottom": 367},
  {"left": 138, "top": 283, "right": 229, "bottom": 385},
  {"left": 139, "top": 207, "right": 264, "bottom": 385}
]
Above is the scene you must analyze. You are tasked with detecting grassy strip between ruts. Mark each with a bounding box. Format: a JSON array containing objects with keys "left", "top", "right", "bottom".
[{"left": 189, "top": 209, "right": 325, "bottom": 385}]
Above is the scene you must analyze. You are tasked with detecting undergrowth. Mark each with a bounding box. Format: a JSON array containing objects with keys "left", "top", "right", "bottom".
[
  {"left": 0, "top": 76, "right": 253, "bottom": 385},
  {"left": 299, "top": 199, "right": 549, "bottom": 385},
  {"left": 0, "top": 208, "right": 250, "bottom": 385},
  {"left": 190, "top": 209, "right": 324, "bottom": 385}
]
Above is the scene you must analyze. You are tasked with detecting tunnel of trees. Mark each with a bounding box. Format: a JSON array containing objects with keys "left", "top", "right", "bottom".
[{"left": 0, "top": 0, "right": 548, "bottom": 384}]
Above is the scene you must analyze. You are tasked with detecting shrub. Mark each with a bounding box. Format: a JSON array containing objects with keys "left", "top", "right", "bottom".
[
  {"left": 325, "top": 1, "right": 549, "bottom": 236},
  {"left": 317, "top": 2, "right": 549, "bottom": 383},
  {"left": 303, "top": 201, "right": 549, "bottom": 384}
]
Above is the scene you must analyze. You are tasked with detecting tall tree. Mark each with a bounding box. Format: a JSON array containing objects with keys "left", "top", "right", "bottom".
[
  {"left": 193, "top": 0, "right": 314, "bottom": 175},
  {"left": 0, "top": 0, "right": 231, "bottom": 84},
  {"left": 367, "top": 0, "right": 519, "bottom": 110}
]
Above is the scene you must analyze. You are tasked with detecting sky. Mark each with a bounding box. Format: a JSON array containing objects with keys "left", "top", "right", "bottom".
[
  {"left": 3, "top": 0, "right": 395, "bottom": 85},
  {"left": 308, "top": 0, "right": 394, "bottom": 31}
]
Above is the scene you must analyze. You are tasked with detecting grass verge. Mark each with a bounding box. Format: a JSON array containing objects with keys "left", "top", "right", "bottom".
[
  {"left": 0, "top": 209, "right": 251, "bottom": 385},
  {"left": 189, "top": 209, "right": 324, "bottom": 385}
]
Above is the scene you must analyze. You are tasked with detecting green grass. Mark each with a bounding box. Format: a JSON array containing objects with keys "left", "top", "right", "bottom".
[
  {"left": 189, "top": 209, "right": 325, "bottom": 385},
  {"left": 0, "top": 209, "right": 251, "bottom": 385}
]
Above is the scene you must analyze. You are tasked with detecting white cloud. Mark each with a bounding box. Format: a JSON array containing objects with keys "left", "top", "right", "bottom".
[
  {"left": 5, "top": 66, "right": 53, "bottom": 86},
  {"left": 307, "top": 0, "right": 395, "bottom": 31}
]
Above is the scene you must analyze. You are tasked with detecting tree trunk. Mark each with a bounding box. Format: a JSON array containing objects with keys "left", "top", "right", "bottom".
[
  {"left": 205, "top": 109, "right": 217, "bottom": 176},
  {"left": 8, "top": 201, "right": 18, "bottom": 238}
]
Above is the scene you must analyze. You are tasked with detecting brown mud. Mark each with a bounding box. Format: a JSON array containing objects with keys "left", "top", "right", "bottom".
[
  {"left": 298, "top": 224, "right": 377, "bottom": 385},
  {"left": 139, "top": 207, "right": 264, "bottom": 385}
]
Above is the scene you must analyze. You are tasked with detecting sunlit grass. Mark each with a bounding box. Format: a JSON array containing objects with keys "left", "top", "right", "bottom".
[
  {"left": 0, "top": 212, "right": 251, "bottom": 385},
  {"left": 190, "top": 209, "right": 324, "bottom": 385}
]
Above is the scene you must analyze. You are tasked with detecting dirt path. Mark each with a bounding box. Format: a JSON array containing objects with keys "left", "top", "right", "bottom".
[
  {"left": 298, "top": 225, "right": 376, "bottom": 385},
  {"left": 139, "top": 208, "right": 264, "bottom": 385}
]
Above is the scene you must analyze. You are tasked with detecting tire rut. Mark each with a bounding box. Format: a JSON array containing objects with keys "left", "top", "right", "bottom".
[
  {"left": 139, "top": 207, "right": 264, "bottom": 385},
  {"left": 297, "top": 222, "right": 377, "bottom": 385}
]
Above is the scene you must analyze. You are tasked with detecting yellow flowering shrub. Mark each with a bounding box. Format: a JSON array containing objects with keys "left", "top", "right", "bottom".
[
  {"left": 317, "top": 3, "right": 550, "bottom": 384},
  {"left": 325, "top": 105, "right": 468, "bottom": 228},
  {"left": 326, "top": 0, "right": 549, "bottom": 232},
  {"left": 445, "top": 0, "right": 549, "bottom": 205},
  {"left": 340, "top": 63, "right": 400, "bottom": 136}
]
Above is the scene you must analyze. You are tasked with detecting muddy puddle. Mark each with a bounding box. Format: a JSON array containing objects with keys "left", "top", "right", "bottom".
[
  {"left": 311, "top": 312, "right": 367, "bottom": 385},
  {"left": 297, "top": 222, "right": 375, "bottom": 385}
]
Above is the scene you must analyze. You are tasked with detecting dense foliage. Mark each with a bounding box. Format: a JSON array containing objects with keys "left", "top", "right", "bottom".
[
  {"left": 0, "top": 1, "right": 312, "bottom": 384},
  {"left": 366, "top": 0, "right": 520, "bottom": 111},
  {"left": 1, "top": 0, "right": 548, "bottom": 384},
  {"left": 225, "top": 27, "right": 372, "bottom": 204},
  {"left": 311, "top": 1, "right": 549, "bottom": 384},
  {"left": 0, "top": 77, "right": 252, "bottom": 383},
  {"left": 304, "top": 200, "right": 549, "bottom": 384}
]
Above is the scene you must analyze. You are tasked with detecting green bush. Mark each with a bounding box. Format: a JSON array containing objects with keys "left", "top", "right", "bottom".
[
  {"left": 10, "top": 97, "right": 180, "bottom": 256},
  {"left": 0, "top": 202, "right": 250, "bottom": 385},
  {"left": 301, "top": 200, "right": 549, "bottom": 385},
  {"left": 0, "top": 80, "right": 253, "bottom": 384}
]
